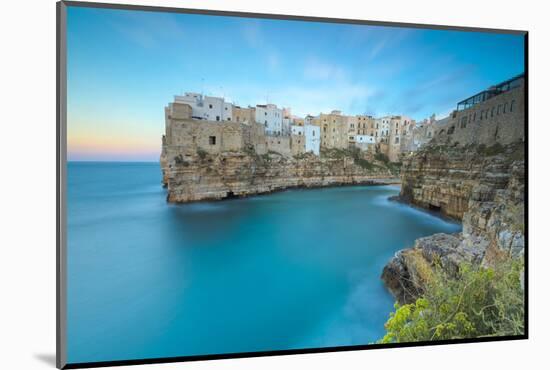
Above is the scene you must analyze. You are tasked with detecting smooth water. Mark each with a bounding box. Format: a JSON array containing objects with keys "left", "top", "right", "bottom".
[{"left": 67, "top": 162, "right": 461, "bottom": 363}]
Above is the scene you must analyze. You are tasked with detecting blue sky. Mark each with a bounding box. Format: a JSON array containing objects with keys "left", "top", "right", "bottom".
[{"left": 67, "top": 6, "right": 525, "bottom": 161}]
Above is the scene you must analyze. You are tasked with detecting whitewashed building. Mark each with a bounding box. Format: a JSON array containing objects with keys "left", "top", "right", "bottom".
[
  {"left": 290, "top": 125, "right": 304, "bottom": 136},
  {"left": 282, "top": 117, "right": 292, "bottom": 136},
  {"left": 355, "top": 134, "right": 375, "bottom": 151},
  {"left": 355, "top": 134, "right": 375, "bottom": 144},
  {"left": 304, "top": 124, "right": 321, "bottom": 155},
  {"left": 374, "top": 116, "right": 391, "bottom": 143},
  {"left": 174, "top": 93, "right": 233, "bottom": 122},
  {"left": 255, "top": 104, "right": 283, "bottom": 135}
]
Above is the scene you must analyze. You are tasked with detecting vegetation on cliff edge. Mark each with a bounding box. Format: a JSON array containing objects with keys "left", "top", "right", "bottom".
[{"left": 379, "top": 259, "right": 524, "bottom": 343}]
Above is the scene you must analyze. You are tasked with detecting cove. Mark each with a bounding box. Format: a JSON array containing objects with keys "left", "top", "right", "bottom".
[{"left": 67, "top": 162, "right": 461, "bottom": 364}]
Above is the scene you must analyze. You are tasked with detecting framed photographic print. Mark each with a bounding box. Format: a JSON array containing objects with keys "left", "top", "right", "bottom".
[{"left": 57, "top": 1, "right": 528, "bottom": 368}]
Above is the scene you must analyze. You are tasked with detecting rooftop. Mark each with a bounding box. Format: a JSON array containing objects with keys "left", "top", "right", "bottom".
[{"left": 456, "top": 73, "right": 524, "bottom": 111}]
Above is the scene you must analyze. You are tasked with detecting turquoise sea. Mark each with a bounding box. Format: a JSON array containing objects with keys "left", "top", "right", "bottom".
[{"left": 67, "top": 162, "right": 461, "bottom": 364}]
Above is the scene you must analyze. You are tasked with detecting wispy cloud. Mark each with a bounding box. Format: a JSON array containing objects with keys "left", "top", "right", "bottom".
[
  {"left": 368, "top": 28, "right": 412, "bottom": 60},
  {"left": 303, "top": 58, "right": 347, "bottom": 81},
  {"left": 108, "top": 11, "right": 185, "bottom": 48}
]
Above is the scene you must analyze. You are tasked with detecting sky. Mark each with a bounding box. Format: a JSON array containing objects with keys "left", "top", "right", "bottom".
[{"left": 66, "top": 6, "right": 525, "bottom": 161}]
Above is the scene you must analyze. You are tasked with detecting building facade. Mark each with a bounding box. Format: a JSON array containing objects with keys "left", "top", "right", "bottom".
[
  {"left": 232, "top": 106, "right": 256, "bottom": 124},
  {"left": 304, "top": 124, "right": 321, "bottom": 155},
  {"left": 255, "top": 104, "right": 283, "bottom": 136},
  {"left": 316, "top": 110, "right": 348, "bottom": 149},
  {"left": 433, "top": 74, "right": 525, "bottom": 146},
  {"left": 174, "top": 93, "right": 233, "bottom": 122}
]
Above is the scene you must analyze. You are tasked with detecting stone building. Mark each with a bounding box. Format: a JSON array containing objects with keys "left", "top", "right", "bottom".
[
  {"left": 345, "top": 115, "right": 358, "bottom": 146},
  {"left": 233, "top": 106, "right": 256, "bottom": 124},
  {"left": 433, "top": 74, "right": 525, "bottom": 146},
  {"left": 292, "top": 117, "right": 305, "bottom": 126},
  {"left": 266, "top": 136, "right": 292, "bottom": 156},
  {"left": 165, "top": 102, "right": 247, "bottom": 154},
  {"left": 357, "top": 115, "right": 374, "bottom": 135},
  {"left": 387, "top": 115, "right": 415, "bottom": 162},
  {"left": 316, "top": 110, "right": 349, "bottom": 149},
  {"left": 290, "top": 134, "right": 306, "bottom": 156}
]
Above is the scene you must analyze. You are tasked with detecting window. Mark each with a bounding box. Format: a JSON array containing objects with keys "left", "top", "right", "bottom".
[
  {"left": 510, "top": 100, "right": 515, "bottom": 112},
  {"left": 395, "top": 129, "right": 398, "bottom": 135},
  {"left": 480, "top": 111, "right": 483, "bottom": 121},
  {"left": 209, "top": 136, "right": 216, "bottom": 145},
  {"left": 312, "top": 131, "right": 315, "bottom": 136},
  {"left": 461, "top": 116, "right": 467, "bottom": 128},
  {"left": 395, "top": 137, "right": 399, "bottom": 144},
  {"left": 265, "top": 112, "right": 267, "bottom": 116},
  {"left": 497, "top": 105, "right": 501, "bottom": 115},
  {"left": 216, "top": 116, "right": 220, "bottom": 121},
  {"left": 504, "top": 103, "right": 508, "bottom": 113},
  {"left": 224, "top": 107, "right": 228, "bottom": 110},
  {"left": 209, "top": 104, "right": 213, "bottom": 109}
]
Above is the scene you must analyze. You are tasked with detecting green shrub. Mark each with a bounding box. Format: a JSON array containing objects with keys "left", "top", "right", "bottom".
[
  {"left": 380, "top": 259, "right": 524, "bottom": 343},
  {"left": 196, "top": 148, "right": 208, "bottom": 160},
  {"left": 477, "top": 143, "right": 505, "bottom": 156},
  {"left": 375, "top": 152, "right": 390, "bottom": 163},
  {"left": 354, "top": 157, "right": 374, "bottom": 170}
]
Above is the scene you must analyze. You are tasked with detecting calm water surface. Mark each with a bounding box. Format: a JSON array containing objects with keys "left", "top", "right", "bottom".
[{"left": 67, "top": 162, "right": 461, "bottom": 363}]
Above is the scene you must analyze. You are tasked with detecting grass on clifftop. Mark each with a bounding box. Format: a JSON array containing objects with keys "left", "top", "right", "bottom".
[
  {"left": 379, "top": 258, "right": 524, "bottom": 343},
  {"left": 320, "top": 147, "right": 401, "bottom": 174}
]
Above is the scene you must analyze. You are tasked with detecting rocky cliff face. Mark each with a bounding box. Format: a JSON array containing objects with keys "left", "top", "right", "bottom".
[
  {"left": 161, "top": 149, "right": 399, "bottom": 203},
  {"left": 399, "top": 143, "right": 523, "bottom": 220},
  {"left": 382, "top": 142, "right": 525, "bottom": 304}
]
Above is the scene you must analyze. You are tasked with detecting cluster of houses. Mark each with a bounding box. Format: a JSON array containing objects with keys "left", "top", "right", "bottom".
[
  {"left": 165, "top": 73, "right": 524, "bottom": 163},
  {"left": 169, "top": 92, "right": 441, "bottom": 161}
]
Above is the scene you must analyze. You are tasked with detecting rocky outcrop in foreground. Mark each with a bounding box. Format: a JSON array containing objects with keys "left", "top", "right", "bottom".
[
  {"left": 161, "top": 149, "right": 399, "bottom": 203},
  {"left": 382, "top": 142, "right": 525, "bottom": 304}
]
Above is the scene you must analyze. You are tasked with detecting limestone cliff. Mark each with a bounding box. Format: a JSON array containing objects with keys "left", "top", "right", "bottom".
[
  {"left": 382, "top": 142, "right": 525, "bottom": 304},
  {"left": 161, "top": 148, "right": 399, "bottom": 203}
]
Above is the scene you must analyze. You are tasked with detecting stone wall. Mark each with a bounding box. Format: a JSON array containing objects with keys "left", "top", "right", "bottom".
[
  {"left": 291, "top": 134, "right": 306, "bottom": 156},
  {"left": 266, "top": 135, "right": 292, "bottom": 157},
  {"left": 434, "top": 81, "right": 525, "bottom": 146},
  {"left": 167, "top": 119, "right": 247, "bottom": 155}
]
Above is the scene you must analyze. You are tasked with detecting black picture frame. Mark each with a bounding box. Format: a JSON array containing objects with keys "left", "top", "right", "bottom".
[{"left": 56, "top": 1, "right": 529, "bottom": 368}]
